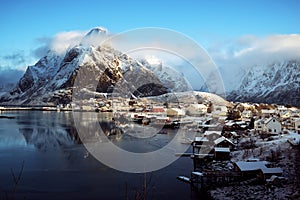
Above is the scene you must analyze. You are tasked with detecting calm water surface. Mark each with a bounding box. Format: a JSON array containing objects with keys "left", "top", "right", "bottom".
[{"left": 0, "top": 110, "right": 203, "bottom": 200}]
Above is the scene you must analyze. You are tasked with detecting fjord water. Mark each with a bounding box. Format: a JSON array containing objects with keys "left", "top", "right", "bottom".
[{"left": 0, "top": 111, "right": 195, "bottom": 200}]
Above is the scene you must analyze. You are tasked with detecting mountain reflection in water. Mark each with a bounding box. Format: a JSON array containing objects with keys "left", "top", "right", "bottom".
[{"left": 0, "top": 111, "right": 196, "bottom": 200}]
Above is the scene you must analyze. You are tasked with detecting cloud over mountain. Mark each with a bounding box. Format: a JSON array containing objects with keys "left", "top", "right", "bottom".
[{"left": 207, "top": 34, "right": 300, "bottom": 91}]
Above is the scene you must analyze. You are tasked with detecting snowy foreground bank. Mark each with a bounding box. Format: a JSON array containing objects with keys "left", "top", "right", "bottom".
[{"left": 209, "top": 132, "right": 300, "bottom": 200}]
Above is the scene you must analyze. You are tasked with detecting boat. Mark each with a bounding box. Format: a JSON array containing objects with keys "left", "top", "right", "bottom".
[{"left": 176, "top": 176, "right": 191, "bottom": 183}]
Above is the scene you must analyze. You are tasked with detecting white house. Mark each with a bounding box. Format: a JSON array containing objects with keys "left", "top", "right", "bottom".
[
  {"left": 261, "top": 109, "right": 276, "bottom": 118},
  {"left": 254, "top": 118, "right": 265, "bottom": 132},
  {"left": 264, "top": 117, "right": 282, "bottom": 134},
  {"left": 186, "top": 104, "right": 208, "bottom": 116},
  {"left": 289, "top": 107, "right": 300, "bottom": 117},
  {"left": 255, "top": 117, "right": 282, "bottom": 134}
]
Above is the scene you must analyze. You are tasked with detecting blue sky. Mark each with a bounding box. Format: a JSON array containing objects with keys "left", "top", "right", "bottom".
[
  {"left": 1, "top": 0, "right": 299, "bottom": 49},
  {"left": 0, "top": 0, "right": 300, "bottom": 86}
]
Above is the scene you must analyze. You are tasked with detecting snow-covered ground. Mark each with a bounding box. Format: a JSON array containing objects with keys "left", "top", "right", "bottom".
[
  {"left": 209, "top": 131, "right": 300, "bottom": 200},
  {"left": 231, "top": 131, "right": 300, "bottom": 162}
]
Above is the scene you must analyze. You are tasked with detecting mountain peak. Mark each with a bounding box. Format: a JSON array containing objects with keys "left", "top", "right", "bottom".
[{"left": 85, "top": 27, "right": 108, "bottom": 37}]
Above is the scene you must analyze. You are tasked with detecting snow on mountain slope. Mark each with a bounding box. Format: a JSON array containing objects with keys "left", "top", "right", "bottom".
[
  {"left": 139, "top": 59, "right": 192, "bottom": 92},
  {"left": 228, "top": 60, "right": 300, "bottom": 106}
]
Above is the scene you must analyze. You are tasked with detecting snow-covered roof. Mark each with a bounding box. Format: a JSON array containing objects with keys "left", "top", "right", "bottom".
[
  {"left": 255, "top": 118, "right": 264, "bottom": 124},
  {"left": 260, "top": 167, "right": 283, "bottom": 174},
  {"left": 214, "top": 147, "right": 230, "bottom": 152},
  {"left": 204, "top": 131, "right": 222, "bottom": 136},
  {"left": 225, "top": 122, "right": 235, "bottom": 126},
  {"left": 214, "top": 136, "right": 234, "bottom": 145},
  {"left": 230, "top": 131, "right": 238, "bottom": 136},
  {"left": 265, "top": 117, "right": 279, "bottom": 124},
  {"left": 194, "top": 137, "right": 209, "bottom": 142},
  {"left": 235, "top": 161, "right": 269, "bottom": 171},
  {"left": 190, "top": 104, "right": 207, "bottom": 108},
  {"left": 261, "top": 109, "right": 276, "bottom": 114}
]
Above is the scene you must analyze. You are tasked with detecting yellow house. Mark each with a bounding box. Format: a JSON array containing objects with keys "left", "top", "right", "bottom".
[{"left": 166, "top": 108, "right": 185, "bottom": 117}]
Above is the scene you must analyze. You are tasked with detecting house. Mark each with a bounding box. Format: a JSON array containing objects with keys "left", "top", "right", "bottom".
[
  {"left": 214, "top": 147, "right": 230, "bottom": 160},
  {"left": 258, "top": 167, "right": 283, "bottom": 181},
  {"left": 234, "top": 161, "right": 269, "bottom": 178},
  {"left": 166, "top": 108, "right": 185, "bottom": 117},
  {"left": 223, "top": 121, "right": 248, "bottom": 131},
  {"left": 186, "top": 104, "right": 208, "bottom": 116},
  {"left": 242, "top": 110, "right": 253, "bottom": 120},
  {"left": 234, "top": 161, "right": 282, "bottom": 181},
  {"left": 277, "top": 105, "right": 287, "bottom": 112},
  {"left": 152, "top": 106, "right": 165, "bottom": 113},
  {"left": 280, "top": 110, "right": 291, "bottom": 119},
  {"left": 261, "top": 109, "right": 276, "bottom": 118},
  {"left": 264, "top": 117, "right": 282, "bottom": 134},
  {"left": 214, "top": 136, "right": 235, "bottom": 150},
  {"left": 289, "top": 107, "right": 300, "bottom": 117},
  {"left": 295, "top": 118, "right": 300, "bottom": 133},
  {"left": 254, "top": 117, "right": 282, "bottom": 134},
  {"left": 254, "top": 118, "right": 265, "bottom": 132},
  {"left": 191, "top": 137, "right": 214, "bottom": 169},
  {"left": 192, "top": 137, "right": 211, "bottom": 151}
]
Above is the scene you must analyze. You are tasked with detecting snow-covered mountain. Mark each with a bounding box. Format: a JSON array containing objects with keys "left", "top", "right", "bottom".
[
  {"left": 228, "top": 60, "right": 300, "bottom": 106},
  {"left": 0, "top": 27, "right": 191, "bottom": 105}
]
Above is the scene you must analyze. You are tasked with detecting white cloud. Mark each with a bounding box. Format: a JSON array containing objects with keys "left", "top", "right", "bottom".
[
  {"left": 33, "top": 30, "right": 85, "bottom": 58},
  {"left": 233, "top": 34, "right": 300, "bottom": 64},
  {"left": 206, "top": 34, "right": 300, "bottom": 91},
  {"left": 33, "top": 27, "right": 112, "bottom": 57},
  {"left": 50, "top": 31, "right": 85, "bottom": 55}
]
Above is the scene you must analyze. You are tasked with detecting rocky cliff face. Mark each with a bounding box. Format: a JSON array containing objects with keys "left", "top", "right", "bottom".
[{"left": 227, "top": 60, "right": 300, "bottom": 106}]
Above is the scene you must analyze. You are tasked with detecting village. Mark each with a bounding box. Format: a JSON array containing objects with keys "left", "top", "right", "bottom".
[
  {"left": 70, "top": 92, "right": 300, "bottom": 199},
  {"left": 1, "top": 92, "right": 300, "bottom": 199}
]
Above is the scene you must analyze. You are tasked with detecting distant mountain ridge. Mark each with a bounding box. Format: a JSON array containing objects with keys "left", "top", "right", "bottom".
[
  {"left": 227, "top": 60, "right": 300, "bottom": 106},
  {"left": 0, "top": 27, "right": 298, "bottom": 107}
]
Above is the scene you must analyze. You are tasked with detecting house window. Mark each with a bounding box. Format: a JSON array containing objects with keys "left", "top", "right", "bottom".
[
  {"left": 274, "top": 129, "right": 276, "bottom": 132},
  {"left": 273, "top": 119, "right": 275, "bottom": 122},
  {"left": 268, "top": 129, "right": 272, "bottom": 132}
]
